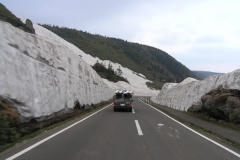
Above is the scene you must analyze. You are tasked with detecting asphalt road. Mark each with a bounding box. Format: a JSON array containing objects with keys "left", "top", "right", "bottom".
[{"left": 1, "top": 97, "right": 240, "bottom": 160}]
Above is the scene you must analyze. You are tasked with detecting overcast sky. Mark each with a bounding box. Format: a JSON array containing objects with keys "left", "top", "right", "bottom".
[{"left": 1, "top": 0, "right": 240, "bottom": 73}]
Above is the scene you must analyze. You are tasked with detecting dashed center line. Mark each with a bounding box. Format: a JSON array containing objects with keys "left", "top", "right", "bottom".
[
  {"left": 139, "top": 98, "right": 240, "bottom": 158},
  {"left": 132, "top": 109, "right": 135, "bottom": 113},
  {"left": 135, "top": 120, "right": 143, "bottom": 136}
]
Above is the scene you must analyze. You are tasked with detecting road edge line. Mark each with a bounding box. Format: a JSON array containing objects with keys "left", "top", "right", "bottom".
[
  {"left": 139, "top": 98, "right": 240, "bottom": 158},
  {"left": 6, "top": 104, "right": 112, "bottom": 160}
]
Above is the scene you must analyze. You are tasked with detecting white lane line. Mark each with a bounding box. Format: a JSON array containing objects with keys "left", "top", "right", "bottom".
[
  {"left": 139, "top": 99, "right": 240, "bottom": 158},
  {"left": 6, "top": 104, "right": 112, "bottom": 160},
  {"left": 132, "top": 109, "right": 135, "bottom": 114},
  {"left": 135, "top": 120, "right": 143, "bottom": 136}
]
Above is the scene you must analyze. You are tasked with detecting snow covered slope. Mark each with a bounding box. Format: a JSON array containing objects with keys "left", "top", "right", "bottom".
[
  {"left": 90, "top": 60, "right": 159, "bottom": 96},
  {"left": 0, "top": 17, "right": 159, "bottom": 121},
  {"left": 31, "top": 19, "right": 159, "bottom": 96},
  {"left": 151, "top": 69, "right": 240, "bottom": 111},
  {"left": 0, "top": 20, "right": 114, "bottom": 121},
  {"left": 66, "top": 46, "right": 159, "bottom": 96}
]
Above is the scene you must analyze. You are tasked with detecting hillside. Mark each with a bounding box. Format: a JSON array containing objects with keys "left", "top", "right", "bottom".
[
  {"left": 0, "top": 3, "right": 25, "bottom": 28},
  {"left": 0, "top": 3, "right": 34, "bottom": 33},
  {"left": 40, "top": 24, "right": 197, "bottom": 86},
  {"left": 193, "top": 71, "right": 223, "bottom": 80}
]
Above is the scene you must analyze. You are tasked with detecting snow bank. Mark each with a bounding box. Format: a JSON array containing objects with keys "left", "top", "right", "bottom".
[
  {"left": 72, "top": 48, "right": 160, "bottom": 96},
  {"left": 31, "top": 20, "right": 159, "bottom": 96},
  {"left": 0, "top": 20, "right": 114, "bottom": 121},
  {"left": 151, "top": 69, "right": 240, "bottom": 111}
]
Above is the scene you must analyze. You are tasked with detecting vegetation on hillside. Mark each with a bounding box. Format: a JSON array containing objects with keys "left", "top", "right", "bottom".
[
  {"left": 193, "top": 71, "right": 223, "bottom": 80},
  {"left": 92, "top": 61, "right": 128, "bottom": 83},
  {"left": 0, "top": 3, "right": 23, "bottom": 27},
  {"left": 0, "top": 99, "right": 22, "bottom": 146},
  {"left": 0, "top": 3, "right": 31, "bottom": 32},
  {"left": 146, "top": 81, "right": 163, "bottom": 90},
  {"left": 40, "top": 24, "right": 197, "bottom": 87}
]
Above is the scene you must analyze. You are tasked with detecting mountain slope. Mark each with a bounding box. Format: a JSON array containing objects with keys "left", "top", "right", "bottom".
[
  {"left": 40, "top": 25, "right": 197, "bottom": 84},
  {"left": 193, "top": 71, "right": 223, "bottom": 80},
  {"left": 0, "top": 3, "right": 34, "bottom": 33},
  {"left": 0, "top": 3, "right": 25, "bottom": 28}
]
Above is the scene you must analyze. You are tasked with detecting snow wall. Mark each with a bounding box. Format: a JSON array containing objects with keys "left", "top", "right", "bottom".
[
  {"left": 151, "top": 69, "right": 240, "bottom": 111},
  {"left": 0, "top": 21, "right": 114, "bottom": 121}
]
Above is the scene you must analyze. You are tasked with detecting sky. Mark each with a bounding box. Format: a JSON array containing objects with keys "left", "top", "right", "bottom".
[{"left": 1, "top": 0, "right": 240, "bottom": 73}]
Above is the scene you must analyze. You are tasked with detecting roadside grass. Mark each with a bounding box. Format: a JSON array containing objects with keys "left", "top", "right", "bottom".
[
  {"left": 140, "top": 98, "right": 240, "bottom": 149},
  {"left": 184, "top": 112, "right": 240, "bottom": 132},
  {"left": 152, "top": 104, "right": 240, "bottom": 149},
  {"left": 0, "top": 102, "right": 113, "bottom": 153}
]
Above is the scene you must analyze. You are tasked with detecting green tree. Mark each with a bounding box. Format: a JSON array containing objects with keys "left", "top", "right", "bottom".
[
  {"left": 116, "top": 66, "right": 123, "bottom": 76},
  {"left": 108, "top": 62, "right": 114, "bottom": 74},
  {"left": 92, "top": 62, "right": 128, "bottom": 83}
]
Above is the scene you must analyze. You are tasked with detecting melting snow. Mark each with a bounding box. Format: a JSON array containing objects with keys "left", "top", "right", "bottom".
[
  {"left": 0, "top": 20, "right": 114, "bottom": 121},
  {"left": 0, "top": 18, "right": 159, "bottom": 121},
  {"left": 151, "top": 69, "right": 240, "bottom": 111}
]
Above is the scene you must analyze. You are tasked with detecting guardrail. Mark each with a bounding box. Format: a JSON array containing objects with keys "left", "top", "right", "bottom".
[{"left": 140, "top": 97, "right": 151, "bottom": 105}]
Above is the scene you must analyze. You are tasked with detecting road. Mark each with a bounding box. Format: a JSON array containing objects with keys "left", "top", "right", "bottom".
[{"left": 1, "top": 97, "right": 240, "bottom": 160}]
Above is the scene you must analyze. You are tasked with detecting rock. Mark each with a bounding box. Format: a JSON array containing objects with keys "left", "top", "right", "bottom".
[
  {"left": 215, "top": 93, "right": 231, "bottom": 104},
  {"left": 18, "top": 26, "right": 24, "bottom": 31},
  {"left": 231, "top": 89, "right": 240, "bottom": 96},
  {"left": 201, "top": 95, "right": 211, "bottom": 105},
  {"left": 207, "top": 105, "right": 226, "bottom": 119},
  {"left": 25, "top": 19, "right": 35, "bottom": 34},
  {"left": 203, "top": 96, "right": 225, "bottom": 119},
  {"left": 226, "top": 96, "right": 240, "bottom": 110},
  {"left": 218, "top": 104, "right": 232, "bottom": 120},
  {"left": 201, "top": 89, "right": 240, "bottom": 121},
  {"left": 204, "top": 96, "right": 215, "bottom": 110},
  {"left": 187, "top": 104, "right": 203, "bottom": 112}
]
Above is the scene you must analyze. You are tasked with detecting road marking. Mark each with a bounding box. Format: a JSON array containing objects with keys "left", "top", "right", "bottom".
[
  {"left": 139, "top": 99, "right": 240, "bottom": 158},
  {"left": 6, "top": 104, "right": 112, "bottom": 160},
  {"left": 135, "top": 120, "right": 143, "bottom": 136},
  {"left": 132, "top": 109, "right": 135, "bottom": 113}
]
